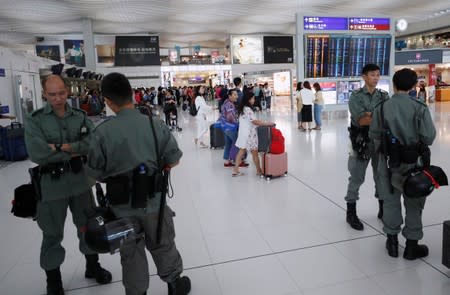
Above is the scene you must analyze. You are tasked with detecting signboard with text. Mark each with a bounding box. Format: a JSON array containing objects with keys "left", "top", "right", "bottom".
[
  {"left": 263, "top": 36, "right": 294, "bottom": 63},
  {"left": 349, "top": 18, "right": 390, "bottom": 31},
  {"left": 114, "top": 36, "right": 160, "bottom": 66},
  {"left": 304, "top": 16, "right": 348, "bottom": 31},
  {"left": 395, "top": 50, "right": 443, "bottom": 65}
]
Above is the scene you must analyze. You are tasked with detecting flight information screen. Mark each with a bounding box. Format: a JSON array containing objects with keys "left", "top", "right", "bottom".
[{"left": 305, "top": 34, "right": 391, "bottom": 78}]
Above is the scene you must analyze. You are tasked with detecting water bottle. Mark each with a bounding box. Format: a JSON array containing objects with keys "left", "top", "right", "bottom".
[
  {"left": 95, "top": 183, "right": 107, "bottom": 208},
  {"left": 132, "top": 164, "right": 148, "bottom": 209}
]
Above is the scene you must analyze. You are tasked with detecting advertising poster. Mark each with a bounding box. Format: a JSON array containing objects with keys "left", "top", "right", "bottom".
[
  {"left": 169, "top": 49, "right": 179, "bottom": 64},
  {"left": 64, "top": 40, "right": 85, "bottom": 67},
  {"left": 264, "top": 36, "right": 294, "bottom": 64},
  {"left": 273, "top": 71, "right": 291, "bottom": 96},
  {"left": 36, "top": 45, "right": 61, "bottom": 62},
  {"left": 232, "top": 36, "right": 263, "bottom": 64},
  {"left": 337, "top": 81, "right": 361, "bottom": 104},
  {"left": 114, "top": 36, "right": 160, "bottom": 66},
  {"left": 96, "top": 44, "right": 115, "bottom": 65}
]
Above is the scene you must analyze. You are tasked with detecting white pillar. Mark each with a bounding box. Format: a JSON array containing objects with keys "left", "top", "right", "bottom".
[
  {"left": 82, "top": 18, "right": 96, "bottom": 71},
  {"left": 295, "top": 14, "right": 305, "bottom": 86}
]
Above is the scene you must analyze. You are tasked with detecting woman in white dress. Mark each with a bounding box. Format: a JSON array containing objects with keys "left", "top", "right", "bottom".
[
  {"left": 233, "top": 93, "right": 274, "bottom": 177},
  {"left": 194, "top": 85, "right": 212, "bottom": 148}
]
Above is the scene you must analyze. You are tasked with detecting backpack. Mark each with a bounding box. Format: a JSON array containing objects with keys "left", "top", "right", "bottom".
[
  {"left": 189, "top": 101, "right": 199, "bottom": 116},
  {"left": 270, "top": 128, "right": 285, "bottom": 154}
]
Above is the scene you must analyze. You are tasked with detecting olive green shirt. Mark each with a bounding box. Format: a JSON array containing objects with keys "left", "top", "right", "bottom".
[
  {"left": 25, "top": 103, "right": 94, "bottom": 201},
  {"left": 348, "top": 86, "right": 389, "bottom": 127},
  {"left": 369, "top": 93, "right": 436, "bottom": 149},
  {"left": 86, "top": 108, "right": 183, "bottom": 216}
]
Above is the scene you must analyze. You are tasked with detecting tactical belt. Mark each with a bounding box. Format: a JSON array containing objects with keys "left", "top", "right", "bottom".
[{"left": 40, "top": 156, "right": 87, "bottom": 176}]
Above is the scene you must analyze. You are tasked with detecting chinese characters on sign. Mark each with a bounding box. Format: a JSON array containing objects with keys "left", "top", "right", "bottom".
[{"left": 304, "top": 16, "right": 390, "bottom": 31}]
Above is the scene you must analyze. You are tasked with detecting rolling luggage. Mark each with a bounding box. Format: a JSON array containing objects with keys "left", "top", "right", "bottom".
[
  {"left": 0, "top": 122, "right": 28, "bottom": 161},
  {"left": 210, "top": 123, "right": 225, "bottom": 149},
  {"left": 257, "top": 126, "right": 272, "bottom": 152},
  {"left": 261, "top": 152, "right": 288, "bottom": 180}
]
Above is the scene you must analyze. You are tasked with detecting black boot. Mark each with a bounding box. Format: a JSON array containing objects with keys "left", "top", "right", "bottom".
[
  {"left": 403, "top": 239, "right": 429, "bottom": 260},
  {"left": 85, "top": 254, "right": 112, "bottom": 284},
  {"left": 385, "top": 234, "right": 399, "bottom": 257},
  {"left": 377, "top": 200, "right": 384, "bottom": 219},
  {"left": 45, "top": 268, "right": 64, "bottom": 295},
  {"left": 168, "top": 276, "right": 191, "bottom": 295},
  {"left": 346, "top": 202, "right": 364, "bottom": 231}
]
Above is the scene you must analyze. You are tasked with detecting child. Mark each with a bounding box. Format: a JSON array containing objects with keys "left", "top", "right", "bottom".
[{"left": 232, "top": 93, "right": 274, "bottom": 177}]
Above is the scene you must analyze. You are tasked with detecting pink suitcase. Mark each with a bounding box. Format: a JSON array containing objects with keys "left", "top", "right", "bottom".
[{"left": 262, "top": 152, "right": 288, "bottom": 180}]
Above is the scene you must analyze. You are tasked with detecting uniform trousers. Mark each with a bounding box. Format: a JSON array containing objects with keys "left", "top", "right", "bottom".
[
  {"left": 376, "top": 155, "right": 426, "bottom": 240},
  {"left": 37, "top": 191, "right": 95, "bottom": 270},
  {"left": 120, "top": 206, "right": 183, "bottom": 295},
  {"left": 345, "top": 143, "right": 380, "bottom": 202}
]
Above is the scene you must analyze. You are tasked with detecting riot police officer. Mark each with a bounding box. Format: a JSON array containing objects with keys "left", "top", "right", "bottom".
[
  {"left": 345, "top": 64, "right": 389, "bottom": 230},
  {"left": 86, "top": 72, "right": 191, "bottom": 295},
  {"left": 24, "top": 75, "right": 112, "bottom": 295},
  {"left": 369, "top": 68, "right": 436, "bottom": 259}
]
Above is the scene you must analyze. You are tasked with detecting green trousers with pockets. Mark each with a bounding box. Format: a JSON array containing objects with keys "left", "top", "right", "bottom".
[
  {"left": 37, "top": 191, "right": 96, "bottom": 270},
  {"left": 376, "top": 154, "right": 426, "bottom": 240},
  {"left": 345, "top": 143, "right": 380, "bottom": 203},
  {"left": 119, "top": 206, "right": 183, "bottom": 295}
]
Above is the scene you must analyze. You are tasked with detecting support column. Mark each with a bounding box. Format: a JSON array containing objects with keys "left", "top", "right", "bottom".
[
  {"left": 295, "top": 14, "right": 305, "bottom": 87},
  {"left": 82, "top": 18, "right": 96, "bottom": 71}
]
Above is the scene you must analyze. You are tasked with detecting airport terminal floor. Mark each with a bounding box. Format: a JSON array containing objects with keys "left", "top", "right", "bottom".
[{"left": 1, "top": 101, "right": 450, "bottom": 295}]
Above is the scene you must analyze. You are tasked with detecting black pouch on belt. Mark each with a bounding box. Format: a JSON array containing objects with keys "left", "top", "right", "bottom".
[
  {"left": 70, "top": 156, "right": 83, "bottom": 174},
  {"left": 132, "top": 165, "right": 149, "bottom": 209},
  {"left": 401, "top": 148, "right": 420, "bottom": 164},
  {"left": 106, "top": 176, "right": 130, "bottom": 205},
  {"left": 148, "top": 172, "right": 163, "bottom": 198}
]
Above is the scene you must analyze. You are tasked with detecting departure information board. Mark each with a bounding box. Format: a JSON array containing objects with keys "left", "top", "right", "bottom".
[{"left": 305, "top": 34, "right": 391, "bottom": 78}]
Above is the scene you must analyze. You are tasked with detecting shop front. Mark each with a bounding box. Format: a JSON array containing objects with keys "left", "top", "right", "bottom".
[{"left": 395, "top": 49, "right": 450, "bottom": 102}]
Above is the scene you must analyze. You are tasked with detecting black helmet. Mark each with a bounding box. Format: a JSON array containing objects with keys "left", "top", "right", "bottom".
[
  {"left": 84, "top": 208, "right": 143, "bottom": 254},
  {"left": 403, "top": 165, "right": 448, "bottom": 198}
]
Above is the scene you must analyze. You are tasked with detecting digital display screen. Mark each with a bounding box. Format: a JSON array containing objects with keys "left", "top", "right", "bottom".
[
  {"left": 304, "top": 16, "right": 348, "bottom": 31},
  {"left": 305, "top": 34, "right": 391, "bottom": 78},
  {"left": 349, "top": 18, "right": 390, "bottom": 31},
  {"left": 232, "top": 36, "right": 263, "bottom": 64}
]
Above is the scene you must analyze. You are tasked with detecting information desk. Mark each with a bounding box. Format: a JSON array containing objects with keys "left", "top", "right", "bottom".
[{"left": 436, "top": 88, "right": 450, "bottom": 102}]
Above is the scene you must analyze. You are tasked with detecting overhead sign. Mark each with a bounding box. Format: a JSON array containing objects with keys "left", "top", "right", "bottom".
[
  {"left": 232, "top": 36, "right": 263, "bottom": 64},
  {"left": 114, "top": 36, "right": 160, "bottom": 66},
  {"left": 263, "top": 36, "right": 294, "bottom": 63},
  {"left": 304, "top": 16, "right": 348, "bottom": 31},
  {"left": 304, "top": 16, "right": 390, "bottom": 31},
  {"left": 0, "top": 68, "right": 5, "bottom": 77},
  {"left": 349, "top": 18, "right": 390, "bottom": 31},
  {"left": 395, "top": 50, "right": 443, "bottom": 65}
]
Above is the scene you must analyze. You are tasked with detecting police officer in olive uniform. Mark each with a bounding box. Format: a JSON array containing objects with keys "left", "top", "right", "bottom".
[
  {"left": 86, "top": 73, "right": 191, "bottom": 295},
  {"left": 24, "top": 75, "right": 112, "bottom": 295},
  {"left": 369, "top": 68, "right": 436, "bottom": 259},
  {"left": 345, "top": 64, "right": 390, "bottom": 231}
]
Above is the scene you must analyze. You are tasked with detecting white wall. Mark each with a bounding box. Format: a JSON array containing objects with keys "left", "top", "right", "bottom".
[
  {"left": 0, "top": 46, "right": 56, "bottom": 124},
  {"left": 231, "top": 63, "right": 296, "bottom": 79}
]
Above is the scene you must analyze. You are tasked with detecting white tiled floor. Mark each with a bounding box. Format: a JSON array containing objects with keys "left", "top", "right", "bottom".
[{"left": 1, "top": 102, "right": 450, "bottom": 295}]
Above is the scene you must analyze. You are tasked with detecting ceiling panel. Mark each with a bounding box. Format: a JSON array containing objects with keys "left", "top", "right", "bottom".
[{"left": 0, "top": 0, "right": 448, "bottom": 47}]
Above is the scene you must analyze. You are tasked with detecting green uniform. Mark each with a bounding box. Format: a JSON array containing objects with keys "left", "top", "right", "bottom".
[
  {"left": 345, "top": 86, "right": 389, "bottom": 202},
  {"left": 87, "top": 108, "right": 183, "bottom": 295},
  {"left": 369, "top": 93, "right": 436, "bottom": 239},
  {"left": 24, "top": 103, "right": 96, "bottom": 270}
]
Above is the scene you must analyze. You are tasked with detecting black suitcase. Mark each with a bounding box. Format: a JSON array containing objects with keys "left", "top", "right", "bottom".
[
  {"left": 443, "top": 220, "right": 450, "bottom": 269},
  {"left": 257, "top": 126, "right": 272, "bottom": 152},
  {"left": 210, "top": 123, "right": 225, "bottom": 149}
]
